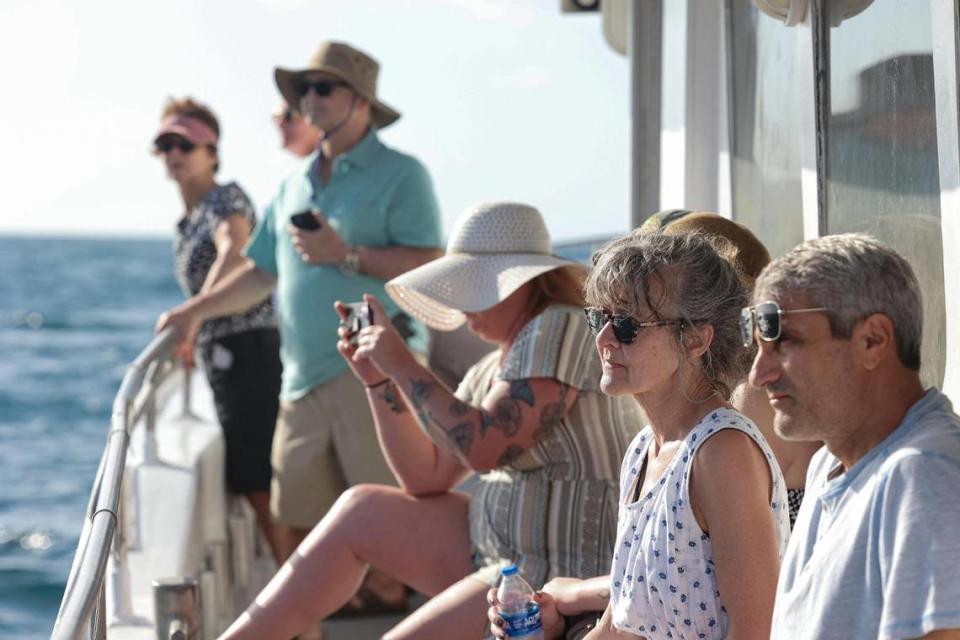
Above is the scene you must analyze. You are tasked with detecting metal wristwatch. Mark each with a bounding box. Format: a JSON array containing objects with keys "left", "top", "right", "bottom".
[{"left": 339, "top": 245, "right": 361, "bottom": 276}]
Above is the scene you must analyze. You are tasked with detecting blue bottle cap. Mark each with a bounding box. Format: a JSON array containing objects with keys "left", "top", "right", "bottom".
[{"left": 500, "top": 564, "right": 518, "bottom": 577}]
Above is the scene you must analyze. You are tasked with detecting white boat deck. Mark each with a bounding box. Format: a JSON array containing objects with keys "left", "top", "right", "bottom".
[{"left": 107, "top": 367, "right": 420, "bottom": 640}]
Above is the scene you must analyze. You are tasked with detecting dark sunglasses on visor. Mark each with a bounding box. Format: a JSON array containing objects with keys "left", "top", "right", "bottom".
[
  {"left": 297, "top": 79, "right": 348, "bottom": 98},
  {"left": 740, "top": 301, "right": 830, "bottom": 347},
  {"left": 584, "top": 307, "right": 681, "bottom": 345},
  {"left": 154, "top": 137, "right": 196, "bottom": 154}
]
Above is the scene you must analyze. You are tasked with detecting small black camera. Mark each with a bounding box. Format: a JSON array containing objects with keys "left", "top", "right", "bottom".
[{"left": 343, "top": 302, "right": 374, "bottom": 344}]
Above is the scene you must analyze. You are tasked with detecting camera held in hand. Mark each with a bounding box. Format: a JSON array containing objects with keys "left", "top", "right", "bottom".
[{"left": 343, "top": 302, "right": 374, "bottom": 345}]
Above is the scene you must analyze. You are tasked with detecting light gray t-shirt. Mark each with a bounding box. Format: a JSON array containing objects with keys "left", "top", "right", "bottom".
[{"left": 770, "top": 388, "right": 960, "bottom": 640}]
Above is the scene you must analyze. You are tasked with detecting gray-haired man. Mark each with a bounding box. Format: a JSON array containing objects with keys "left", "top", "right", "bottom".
[{"left": 743, "top": 234, "right": 960, "bottom": 640}]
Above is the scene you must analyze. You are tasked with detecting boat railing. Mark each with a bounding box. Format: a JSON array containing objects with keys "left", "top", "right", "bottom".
[{"left": 51, "top": 327, "right": 189, "bottom": 640}]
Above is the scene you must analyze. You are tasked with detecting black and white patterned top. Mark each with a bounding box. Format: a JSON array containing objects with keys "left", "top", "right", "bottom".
[
  {"left": 787, "top": 487, "right": 805, "bottom": 530},
  {"left": 173, "top": 182, "right": 276, "bottom": 345}
]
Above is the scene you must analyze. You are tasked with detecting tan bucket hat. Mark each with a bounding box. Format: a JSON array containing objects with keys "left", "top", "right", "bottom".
[
  {"left": 386, "top": 202, "right": 577, "bottom": 331},
  {"left": 640, "top": 210, "right": 771, "bottom": 282},
  {"left": 274, "top": 41, "right": 400, "bottom": 129}
]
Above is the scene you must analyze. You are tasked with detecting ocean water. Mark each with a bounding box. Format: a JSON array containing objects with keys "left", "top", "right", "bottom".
[
  {"left": 0, "top": 233, "right": 607, "bottom": 639},
  {"left": 0, "top": 236, "right": 182, "bottom": 640}
]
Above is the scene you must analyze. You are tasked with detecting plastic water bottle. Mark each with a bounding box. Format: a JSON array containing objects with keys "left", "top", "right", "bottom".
[{"left": 497, "top": 564, "right": 544, "bottom": 639}]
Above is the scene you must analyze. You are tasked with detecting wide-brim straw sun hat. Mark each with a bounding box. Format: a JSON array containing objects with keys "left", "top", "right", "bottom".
[
  {"left": 274, "top": 41, "right": 401, "bottom": 129},
  {"left": 386, "top": 202, "right": 577, "bottom": 331}
]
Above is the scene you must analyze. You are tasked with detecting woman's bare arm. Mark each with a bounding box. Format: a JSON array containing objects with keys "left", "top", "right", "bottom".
[
  {"left": 201, "top": 214, "right": 252, "bottom": 294},
  {"left": 690, "top": 429, "right": 782, "bottom": 640},
  {"left": 388, "top": 356, "right": 576, "bottom": 472},
  {"left": 583, "top": 604, "right": 639, "bottom": 639},
  {"left": 364, "top": 377, "right": 472, "bottom": 496}
]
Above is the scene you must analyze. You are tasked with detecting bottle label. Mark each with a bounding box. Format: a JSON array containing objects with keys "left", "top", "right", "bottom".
[{"left": 501, "top": 603, "right": 543, "bottom": 637}]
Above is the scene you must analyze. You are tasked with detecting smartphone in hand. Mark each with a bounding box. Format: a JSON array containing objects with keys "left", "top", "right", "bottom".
[
  {"left": 343, "top": 302, "right": 374, "bottom": 345},
  {"left": 290, "top": 210, "right": 322, "bottom": 231}
]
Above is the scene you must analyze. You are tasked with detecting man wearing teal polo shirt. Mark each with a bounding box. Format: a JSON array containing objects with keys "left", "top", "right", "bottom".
[{"left": 157, "top": 41, "right": 442, "bottom": 575}]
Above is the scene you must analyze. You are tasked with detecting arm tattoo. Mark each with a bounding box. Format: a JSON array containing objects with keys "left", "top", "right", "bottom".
[
  {"left": 509, "top": 379, "right": 535, "bottom": 407},
  {"left": 497, "top": 444, "right": 525, "bottom": 467},
  {"left": 380, "top": 380, "right": 407, "bottom": 414},
  {"left": 480, "top": 409, "right": 497, "bottom": 437},
  {"left": 400, "top": 376, "right": 556, "bottom": 464},
  {"left": 408, "top": 378, "right": 436, "bottom": 429},
  {"left": 533, "top": 384, "right": 570, "bottom": 441},
  {"left": 449, "top": 399, "right": 470, "bottom": 416},
  {"left": 491, "top": 397, "right": 522, "bottom": 437},
  {"left": 446, "top": 422, "right": 475, "bottom": 456},
  {"left": 533, "top": 399, "right": 565, "bottom": 441},
  {"left": 404, "top": 377, "right": 476, "bottom": 459},
  {"left": 479, "top": 379, "right": 536, "bottom": 438},
  {"left": 409, "top": 378, "right": 434, "bottom": 408}
]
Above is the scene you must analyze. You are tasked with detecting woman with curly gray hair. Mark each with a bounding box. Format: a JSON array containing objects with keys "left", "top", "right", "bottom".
[{"left": 575, "top": 231, "right": 790, "bottom": 640}]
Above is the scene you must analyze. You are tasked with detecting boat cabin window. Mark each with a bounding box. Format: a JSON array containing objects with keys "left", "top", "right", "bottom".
[
  {"left": 823, "top": 0, "right": 946, "bottom": 387},
  {"left": 728, "top": 0, "right": 805, "bottom": 259}
]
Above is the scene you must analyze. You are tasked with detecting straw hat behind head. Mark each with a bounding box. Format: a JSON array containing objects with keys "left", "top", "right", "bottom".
[
  {"left": 274, "top": 41, "right": 401, "bottom": 128},
  {"left": 386, "top": 202, "right": 576, "bottom": 331},
  {"left": 641, "top": 210, "right": 771, "bottom": 282}
]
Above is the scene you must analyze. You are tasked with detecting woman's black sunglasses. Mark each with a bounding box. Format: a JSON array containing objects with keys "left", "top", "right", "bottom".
[
  {"left": 740, "top": 301, "right": 830, "bottom": 347},
  {"left": 297, "top": 79, "right": 349, "bottom": 98},
  {"left": 154, "top": 137, "right": 196, "bottom": 154},
  {"left": 583, "top": 307, "right": 680, "bottom": 345}
]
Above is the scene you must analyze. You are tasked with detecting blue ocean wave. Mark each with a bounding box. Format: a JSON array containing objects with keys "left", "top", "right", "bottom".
[{"left": 0, "top": 236, "right": 182, "bottom": 638}]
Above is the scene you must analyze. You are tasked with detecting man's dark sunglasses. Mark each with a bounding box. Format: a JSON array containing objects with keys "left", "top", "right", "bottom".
[
  {"left": 154, "top": 136, "right": 196, "bottom": 154},
  {"left": 297, "top": 79, "right": 349, "bottom": 98},
  {"left": 740, "top": 301, "right": 830, "bottom": 347},
  {"left": 584, "top": 307, "right": 680, "bottom": 345}
]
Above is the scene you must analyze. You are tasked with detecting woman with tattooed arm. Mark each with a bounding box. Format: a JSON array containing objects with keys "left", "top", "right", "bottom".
[{"left": 218, "top": 202, "right": 639, "bottom": 640}]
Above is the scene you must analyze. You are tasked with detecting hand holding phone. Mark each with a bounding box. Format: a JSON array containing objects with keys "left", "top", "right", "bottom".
[
  {"left": 290, "top": 210, "right": 322, "bottom": 231},
  {"left": 342, "top": 301, "right": 374, "bottom": 345}
]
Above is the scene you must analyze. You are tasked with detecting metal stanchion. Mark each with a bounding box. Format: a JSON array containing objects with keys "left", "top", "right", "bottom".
[{"left": 153, "top": 577, "right": 202, "bottom": 640}]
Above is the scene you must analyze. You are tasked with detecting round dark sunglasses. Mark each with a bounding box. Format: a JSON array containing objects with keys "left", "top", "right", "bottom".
[
  {"left": 740, "top": 301, "right": 830, "bottom": 347},
  {"left": 154, "top": 137, "right": 196, "bottom": 154},
  {"left": 297, "top": 79, "right": 349, "bottom": 98},
  {"left": 583, "top": 307, "right": 681, "bottom": 345}
]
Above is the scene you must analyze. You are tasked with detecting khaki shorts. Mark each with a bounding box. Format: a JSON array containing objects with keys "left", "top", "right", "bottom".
[{"left": 270, "top": 369, "right": 397, "bottom": 528}]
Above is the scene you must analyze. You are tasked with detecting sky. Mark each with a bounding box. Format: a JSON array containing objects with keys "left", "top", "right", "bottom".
[{"left": 0, "top": 0, "right": 630, "bottom": 243}]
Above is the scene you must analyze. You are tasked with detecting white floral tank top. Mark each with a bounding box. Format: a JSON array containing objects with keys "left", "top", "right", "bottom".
[{"left": 609, "top": 408, "right": 790, "bottom": 639}]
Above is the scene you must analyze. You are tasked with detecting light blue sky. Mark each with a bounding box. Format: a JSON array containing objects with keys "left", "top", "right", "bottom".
[{"left": 0, "top": 0, "right": 630, "bottom": 242}]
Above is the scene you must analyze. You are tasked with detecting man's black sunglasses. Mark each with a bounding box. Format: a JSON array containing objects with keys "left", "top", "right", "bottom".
[
  {"left": 740, "top": 301, "right": 830, "bottom": 347},
  {"left": 154, "top": 136, "right": 196, "bottom": 154},
  {"left": 584, "top": 307, "right": 681, "bottom": 345},
  {"left": 297, "top": 79, "right": 349, "bottom": 98}
]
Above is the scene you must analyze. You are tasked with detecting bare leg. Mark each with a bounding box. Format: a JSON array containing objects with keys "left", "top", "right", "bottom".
[
  {"left": 344, "top": 566, "right": 407, "bottom": 610},
  {"left": 384, "top": 575, "right": 490, "bottom": 640},
  {"left": 279, "top": 508, "right": 403, "bottom": 635},
  {"left": 219, "top": 485, "right": 474, "bottom": 640},
  {"left": 278, "top": 525, "right": 310, "bottom": 562},
  {"left": 245, "top": 491, "right": 282, "bottom": 566},
  {"left": 281, "top": 516, "right": 406, "bottom": 614}
]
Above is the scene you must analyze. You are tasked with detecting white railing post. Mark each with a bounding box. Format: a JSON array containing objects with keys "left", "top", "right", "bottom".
[{"left": 52, "top": 328, "right": 180, "bottom": 640}]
